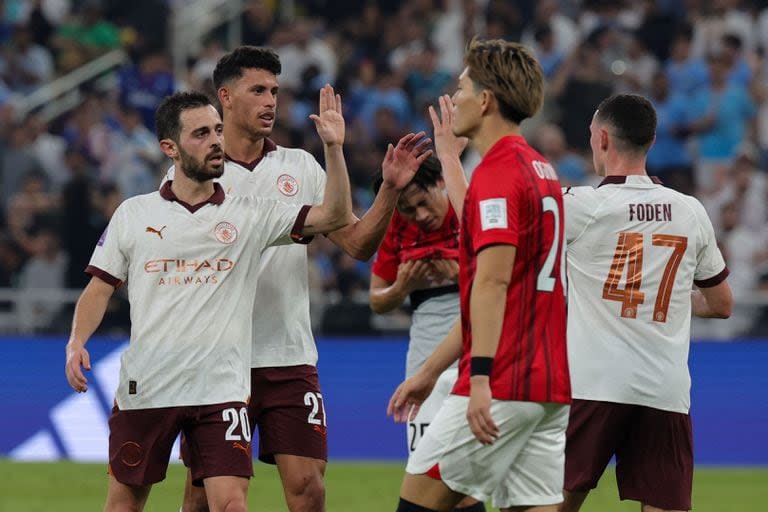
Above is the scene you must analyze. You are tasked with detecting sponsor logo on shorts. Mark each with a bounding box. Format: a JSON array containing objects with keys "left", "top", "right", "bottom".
[
  {"left": 214, "top": 221, "right": 238, "bottom": 244},
  {"left": 277, "top": 174, "right": 299, "bottom": 196},
  {"left": 232, "top": 442, "right": 250, "bottom": 456}
]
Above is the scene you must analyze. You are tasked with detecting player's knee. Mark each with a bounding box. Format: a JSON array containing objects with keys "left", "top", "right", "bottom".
[
  {"left": 285, "top": 470, "right": 325, "bottom": 507},
  {"left": 182, "top": 486, "right": 210, "bottom": 512},
  {"left": 221, "top": 498, "right": 247, "bottom": 512}
]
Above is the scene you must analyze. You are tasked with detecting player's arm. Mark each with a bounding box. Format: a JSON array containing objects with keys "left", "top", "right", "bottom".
[
  {"left": 368, "top": 261, "right": 430, "bottom": 314},
  {"left": 430, "top": 94, "right": 468, "bottom": 217},
  {"left": 387, "top": 318, "right": 463, "bottom": 422},
  {"left": 468, "top": 244, "right": 515, "bottom": 444},
  {"left": 692, "top": 281, "right": 733, "bottom": 318},
  {"left": 65, "top": 276, "right": 115, "bottom": 392},
  {"left": 302, "top": 85, "right": 353, "bottom": 235},
  {"left": 327, "top": 133, "right": 432, "bottom": 260}
]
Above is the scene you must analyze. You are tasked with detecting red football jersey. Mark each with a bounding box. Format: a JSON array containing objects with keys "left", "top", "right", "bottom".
[
  {"left": 452, "top": 135, "right": 570, "bottom": 404},
  {"left": 372, "top": 206, "right": 460, "bottom": 282}
]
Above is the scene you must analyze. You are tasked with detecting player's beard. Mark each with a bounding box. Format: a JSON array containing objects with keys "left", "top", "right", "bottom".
[{"left": 178, "top": 146, "right": 225, "bottom": 183}]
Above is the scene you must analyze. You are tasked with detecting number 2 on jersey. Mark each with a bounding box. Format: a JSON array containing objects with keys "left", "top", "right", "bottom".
[{"left": 602, "top": 232, "right": 687, "bottom": 322}]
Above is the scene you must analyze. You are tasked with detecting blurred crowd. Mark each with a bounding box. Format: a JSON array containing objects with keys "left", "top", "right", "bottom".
[{"left": 1, "top": 0, "right": 768, "bottom": 336}]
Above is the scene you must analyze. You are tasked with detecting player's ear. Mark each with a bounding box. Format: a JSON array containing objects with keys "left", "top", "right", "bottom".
[
  {"left": 218, "top": 86, "right": 231, "bottom": 108},
  {"left": 480, "top": 89, "right": 494, "bottom": 115},
  {"left": 159, "top": 139, "right": 178, "bottom": 160},
  {"left": 600, "top": 128, "right": 609, "bottom": 151}
]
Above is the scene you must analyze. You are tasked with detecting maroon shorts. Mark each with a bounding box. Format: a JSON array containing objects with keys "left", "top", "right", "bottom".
[
  {"left": 110, "top": 402, "right": 253, "bottom": 487},
  {"left": 564, "top": 399, "right": 693, "bottom": 510},
  {"left": 249, "top": 365, "right": 327, "bottom": 464}
]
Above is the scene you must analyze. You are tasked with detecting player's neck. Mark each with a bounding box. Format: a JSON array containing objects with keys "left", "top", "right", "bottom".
[
  {"left": 603, "top": 154, "right": 648, "bottom": 177},
  {"left": 223, "top": 122, "right": 266, "bottom": 163},
  {"left": 171, "top": 172, "right": 216, "bottom": 205},
  {"left": 472, "top": 118, "right": 522, "bottom": 156}
]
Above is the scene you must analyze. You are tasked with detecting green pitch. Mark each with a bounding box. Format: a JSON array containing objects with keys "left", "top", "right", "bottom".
[{"left": 0, "top": 460, "right": 765, "bottom": 511}]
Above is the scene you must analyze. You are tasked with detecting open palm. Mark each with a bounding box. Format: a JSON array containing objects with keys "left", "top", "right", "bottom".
[
  {"left": 310, "top": 84, "right": 345, "bottom": 146},
  {"left": 381, "top": 132, "right": 433, "bottom": 190}
]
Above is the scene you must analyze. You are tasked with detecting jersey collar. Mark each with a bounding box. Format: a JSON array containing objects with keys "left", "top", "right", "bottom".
[
  {"left": 225, "top": 137, "right": 277, "bottom": 171},
  {"left": 159, "top": 180, "right": 225, "bottom": 213},
  {"left": 598, "top": 175, "right": 663, "bottom": 187}
]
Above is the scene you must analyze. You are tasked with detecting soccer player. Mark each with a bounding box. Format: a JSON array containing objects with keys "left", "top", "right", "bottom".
[
  {"left": 388, "top": 39, "right": 570, "bottom": 512},
  {"left": 63, "top": 89, "right": 351, "bottom": 512},
  {"left": 559, "top": 95, "right": 733, "bottom": 512},
  {"left": 369, "top": 156, "right": 483, "bottom": 512},
  {"left": 174, "top": 47, "right": 432, "bottom": 512}
]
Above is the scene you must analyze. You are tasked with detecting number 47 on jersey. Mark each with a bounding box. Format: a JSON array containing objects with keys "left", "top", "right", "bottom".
[{"left": 602, "top": 232, "right": 687, "bottom": 323}]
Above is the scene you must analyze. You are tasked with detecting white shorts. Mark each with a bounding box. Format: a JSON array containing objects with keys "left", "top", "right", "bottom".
[
  {"left": 406, "top": 395, "right": 569, "bottom": 508},
  {"left": 406, "top": 368, "right": 458, "bottom": 456}
]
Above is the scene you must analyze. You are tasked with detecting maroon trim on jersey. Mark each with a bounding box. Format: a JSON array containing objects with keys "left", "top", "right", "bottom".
[
  {"left": 85, "top": 265, "right": 122, "bottom": 288},
  {"left": 597, "top": 175, "right": 663, "bottom": 187},
  {"left": 290, "top": 205, "right": 314, "bottom": 244},
  {"left": 694, "top": 266, "right": 730, "bottom": 288},
  {"left": 159, "top": 181, "right": 225, "bottom": 213},
  {"left": 225, "top": 138, "right": 277, "bottom": 171}
]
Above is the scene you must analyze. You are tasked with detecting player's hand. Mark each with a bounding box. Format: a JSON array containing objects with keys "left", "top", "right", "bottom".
[
  {"left": 381, "top": 132, "right": 433, "bottom": 191},
  {"left": 467, "top": 376, "right": 498, "bottom": 444},
  {"left": 429, "top": 259, "right": 459, "bottom": 283},
  {"left": 65, "top": 342, "right": 91, "bottom": 393},
  {"left": 387, "top": 371, "right": 438, "bottom": 423},
  {"left": 429, "top": 95, "right": 468, "bottom": 163},
  {"left": 395, "top": 260, "right": 432, "bottom": 294},
  {"left": 310, "top": 84, "right": 345, "bottom": 147}
]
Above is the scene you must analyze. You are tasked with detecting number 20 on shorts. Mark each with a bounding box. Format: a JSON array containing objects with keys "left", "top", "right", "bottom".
[{"left": 602, "top": 232, "right": 688, "bottom": 323}]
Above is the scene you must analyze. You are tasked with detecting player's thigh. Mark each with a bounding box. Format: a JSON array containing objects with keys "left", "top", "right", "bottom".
[
  {"left": 407, "top": 368, "right": 458, "bottom": 455},
  {"left": 107, "top": 405, "right": 184, "bottom": 487},
  {"left": 616, "top": 406, "right": 693, "bottom": 511},
  {"left": 252, "top": 366, "right": 328, "bottom": 463},
  {"left": 564, "top": 399, "right": 635, "bottom": 492},
  {"left": 203, "top": 475, "right": 249, "bottom": 511},
  {"left": 407, "top": 396, "right": 547, "bottom": 504},
  {"left": 492, "top": 404, "right": 569, "bottom": 509},
  {"left": 184, "top": 401, "right": 253, "bottom": 486}
]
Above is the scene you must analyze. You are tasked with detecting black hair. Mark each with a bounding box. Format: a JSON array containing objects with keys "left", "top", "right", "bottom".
[
  {"left": 155, "top": 91, "right": 214, "bottom": 142},
  {"left": 213, "top": 46, "right": 281, "bottom": 90},
  {"left": 372, "top": 155, "right": 442, "bottom": 195},
  {"left": 595, "top": 94, "right": 656, "bottom": 153}
]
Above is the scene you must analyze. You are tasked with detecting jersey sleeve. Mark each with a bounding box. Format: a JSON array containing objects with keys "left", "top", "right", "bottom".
[
  {"left": 371, "top": 225, "right": 399, "bottom": 282},
  {"left": 691, "top": 199, "right": 729, "bottom": 287},
  {"left": 466, "top": 171, "right": 521, "bottom": 253},
  {"left": 249, "top": 197, "right": 307, "bottom": 248},
  {"left": 85, "top": 203, "right": 129, "bottom": 287},
  {"left": 562, "top": 186, "right": 596, "bottom": 245}
]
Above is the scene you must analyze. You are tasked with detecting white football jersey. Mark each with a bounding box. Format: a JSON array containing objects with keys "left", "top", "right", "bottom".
[
  {"left": 164, "top": 140, "right": 326, "bottom": 367},
  {"left": 564, "top": 175, "right": 728, "bottom": 413},
  {"left": 88, "top": 183, "right": 304, "bottom": 409}
]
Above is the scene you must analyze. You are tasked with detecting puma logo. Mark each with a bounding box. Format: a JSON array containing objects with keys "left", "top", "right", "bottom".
[
  {"left": 232, "top": 442, "right": 250, "bottom": 456},
  {"left": 146, "top": 226, "right": 166, "bottom": 239}
]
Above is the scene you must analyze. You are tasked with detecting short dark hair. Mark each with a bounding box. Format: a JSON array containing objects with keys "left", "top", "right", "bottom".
[
  {"left": 595, "top": 94, "right": 656, "bottom": 153},
  {"left": 372, "top": 155, "right": 443, "bottom": 195},
  {"left": 155, "top": 91, "right": 214, "bottom": 142},
  {"left": 213, "top": 46, "right": 281, "bottom": 90}
]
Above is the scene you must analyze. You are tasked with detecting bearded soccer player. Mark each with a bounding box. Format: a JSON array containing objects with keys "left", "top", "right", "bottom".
[
  {"left": 388, "top": 39, "right": 570, "bottom": 512},
  {"left": 559, "top": 95, "right": 733, "bottom": 512},
  {"left": 168, "top": 47, "right": 432, "bottom": 512},
  {"left": 63, "top": 90, "right": 351, "bottom": 512}
]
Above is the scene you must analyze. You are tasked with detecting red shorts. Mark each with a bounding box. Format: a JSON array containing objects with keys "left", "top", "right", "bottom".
[
  {"left": 110, "top": 402, "right": 253, "bottom": 487},
  {"left": 249, "top": 365, "right": 328, "bottom": 464},
  {"left": 564, "top": 399, "right": 693, "bottom": 510}
]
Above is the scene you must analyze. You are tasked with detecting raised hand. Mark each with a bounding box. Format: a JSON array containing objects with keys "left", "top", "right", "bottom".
[
  {"left": 387, "top": 371, "right": 438, "bottom": 423},
  {"left": 381, "top": 132, "right": 433, "bottom": 191},
  {"left": 429, "top": 94, "right": 468, "bottom": 162},
  {"left": 309, "top": 84, "right": 345, "bottom": 147}
]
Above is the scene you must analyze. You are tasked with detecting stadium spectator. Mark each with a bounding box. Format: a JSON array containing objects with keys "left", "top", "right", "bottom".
[
  {"left": 1, "top": 23, "right": 53, "bottom": 92},
  {"left": 560, "top": 94, "right": 733, "bottom": 512},
  {"left": 51, "top": 2, "right": 120, "bottom": 71},
  {"left": 15, "top": 226, "right": 66, "bottom": 332},
  {"left": 389, "top": 39, "right": 569, "bottom": 512},
  {"left": 118, "top": 49, "right": 176, "bottom": 131}
]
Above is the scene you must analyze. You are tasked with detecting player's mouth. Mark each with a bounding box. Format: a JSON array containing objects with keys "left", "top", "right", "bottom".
[
  {"left": 207, "top": 152, "right": 224, "bottom": 164},
  {"left": 258, "top": 112, "right": 275, "bottom": 127}
]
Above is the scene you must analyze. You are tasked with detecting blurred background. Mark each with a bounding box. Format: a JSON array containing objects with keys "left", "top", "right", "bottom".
[{"left": 0, "top": 0, "right": 766, "bottom": 492}]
